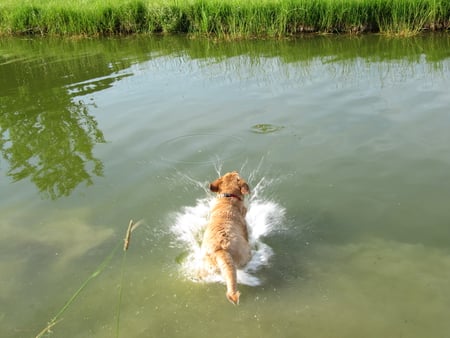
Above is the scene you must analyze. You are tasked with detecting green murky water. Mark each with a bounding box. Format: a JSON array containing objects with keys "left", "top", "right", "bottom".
[{"left": 1, "top": 34, "right": 450, "bottom": 338}]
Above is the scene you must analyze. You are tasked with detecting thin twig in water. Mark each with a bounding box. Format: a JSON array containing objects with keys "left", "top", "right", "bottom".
[
  {"left": 123, "top": 219, "right": 144, "bottom": 251},
  {"left": 123, "top": 219, "right": 133, "bottom": 251},
  {"left": 117, "top": 218, "right": 143, "bottom": 337},
  {"left": 36, "top": 219, "right": 143, "bottom": 338}
]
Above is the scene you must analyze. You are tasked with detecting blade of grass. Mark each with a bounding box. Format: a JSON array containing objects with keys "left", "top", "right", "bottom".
[{"left": 35, "top": 242, "right": 121, "bottom": 338}]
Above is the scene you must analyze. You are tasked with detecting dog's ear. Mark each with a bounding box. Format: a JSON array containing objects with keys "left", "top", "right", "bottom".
[
  {"left": 209, "top": 178, "right": 221, "bottom": 192},
  {"left": 240, "top": 182, "right": 250, "bottom": 195}
]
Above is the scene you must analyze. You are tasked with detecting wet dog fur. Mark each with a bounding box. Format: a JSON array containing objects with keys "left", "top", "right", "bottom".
[{"left": 201, "top": 171, "right": 251, "bottom": 305}]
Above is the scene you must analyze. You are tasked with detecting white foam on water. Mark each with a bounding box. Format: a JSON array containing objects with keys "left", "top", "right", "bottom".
[{"left": 170, "top": 176, "right": 285, "bottom": 287}]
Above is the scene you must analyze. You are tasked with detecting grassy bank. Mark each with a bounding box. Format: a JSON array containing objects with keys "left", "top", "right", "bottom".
[{"left": 0, "top": 0, "right": 449, "bottom": 37}]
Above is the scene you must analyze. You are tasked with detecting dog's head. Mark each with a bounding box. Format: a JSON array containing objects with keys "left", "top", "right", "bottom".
[{"left": 209, "top": 171, "right": 250, "bottom": 197}]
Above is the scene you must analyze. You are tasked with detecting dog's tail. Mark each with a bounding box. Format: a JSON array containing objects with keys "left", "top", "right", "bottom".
[{"left": 215, "top": 250, "right": 240, "bottom": 305}]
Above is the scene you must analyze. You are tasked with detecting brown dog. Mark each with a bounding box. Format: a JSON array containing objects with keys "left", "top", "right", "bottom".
[{"left": 201, "top": 171, "right": 251, "bottom": 305}]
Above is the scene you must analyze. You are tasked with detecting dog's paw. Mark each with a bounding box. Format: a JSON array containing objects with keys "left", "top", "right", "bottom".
[{"left": 226, "top": 291, "right": 241, "bottom": 305}]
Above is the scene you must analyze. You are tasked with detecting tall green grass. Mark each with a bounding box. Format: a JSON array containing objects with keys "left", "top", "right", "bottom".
[{"left": 0, "top": 0, "right": 449, "bottom": 37}]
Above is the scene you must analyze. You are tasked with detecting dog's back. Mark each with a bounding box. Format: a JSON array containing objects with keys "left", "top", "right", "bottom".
[{"left": 201, "top": 172, "right": 251, "bottom": 304}]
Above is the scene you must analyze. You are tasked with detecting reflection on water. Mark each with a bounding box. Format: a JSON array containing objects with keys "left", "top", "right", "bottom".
[
  {"left": 0, "top": 35, "right": 449, "bottom": 338},
  {"left": 2, "top": 35, "right": 447, "bottom": 199},
  {"left": 0, "top": 109, "right": 104, "bottom": 199},
  {"left": 0, "top": 40, "right": 111, "bottom": 199}
]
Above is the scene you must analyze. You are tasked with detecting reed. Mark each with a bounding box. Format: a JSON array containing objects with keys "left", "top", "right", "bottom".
[
  {"left": 34, "top": 219, "right": 143, "bottom": 338},
  {"left": 0, "top": 0, "right": 448, "bottom": 37}
]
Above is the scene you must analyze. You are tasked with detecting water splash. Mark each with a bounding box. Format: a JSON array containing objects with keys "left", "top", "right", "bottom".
[{"left": 171, "top": 177, "right": 285, "bottom": 287}]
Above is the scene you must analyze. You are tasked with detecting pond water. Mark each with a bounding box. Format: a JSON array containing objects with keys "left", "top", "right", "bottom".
[{"left": 1, "top": 34, "right": 450, "bottom": 338}]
